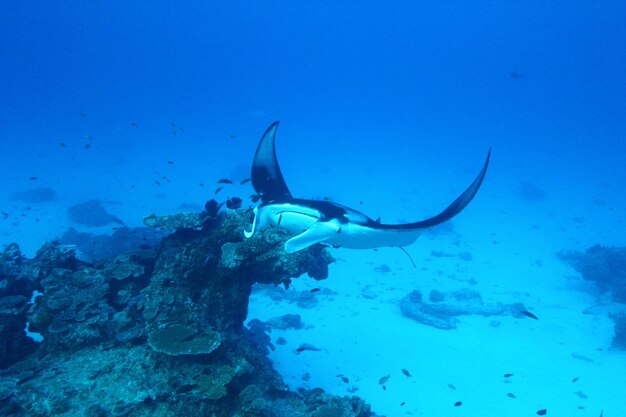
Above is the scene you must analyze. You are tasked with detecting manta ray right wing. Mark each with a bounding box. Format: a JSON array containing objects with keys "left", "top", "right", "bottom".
[
  {"left": 371, "top": 148, "right": 491, "bottom": 231},
  {"left": 251, "top": 121, "right": 292, "bottom": 203}
]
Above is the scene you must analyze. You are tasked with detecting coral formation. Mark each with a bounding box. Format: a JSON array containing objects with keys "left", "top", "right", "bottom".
[
  {"left": 559, "top": 245, "right": 626, "bottom": 350},
  {"left": 610, "top": 312, "right": 626, "bottom": 350},
  {"left": 148, "top": 324, "right": 221, "bottom": 356},
  {"left": 400, "top": 288, "right": 526, "bottom": 329},
  {"left": 559, "top": 245, "right": 626, "bottom": 303},
  {"left": 0, "top": 207, "right": 375, "bottom": 416}
]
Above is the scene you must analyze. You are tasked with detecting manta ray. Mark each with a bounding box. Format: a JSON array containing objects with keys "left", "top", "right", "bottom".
[{"left": 244, "top": 122, "right": 490, "bottom": 254}]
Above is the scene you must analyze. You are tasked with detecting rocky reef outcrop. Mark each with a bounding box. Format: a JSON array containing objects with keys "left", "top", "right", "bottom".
[
  {"left": 400, "top": 288, "right": 527, "bottom": 330},
  {"left": 0, "top": 205, "right": 377, "bottom": 417},
  {"left": 559, "top": 245, "right": 626, "bottom": 303},
  {"left": 559, "top": 245, "right": 626, "bottom": 350}
]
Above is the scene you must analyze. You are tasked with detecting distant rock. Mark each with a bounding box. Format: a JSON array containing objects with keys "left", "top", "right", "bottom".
[
  {"left": 516, "top": 181, "right": 546, "bottom": 202},
  {"left": 559, "top": 245, "right": 626, "bottom": 303},
  {"left": 67, "top": 199, "right": 124, "bottom": 227},
  {"left": 267, "top": 314, "right": 303, "bottom": 330},
  {"left": 611, "top": 312, "right": 626, "bottom": 350},
  {"left": 374, "top": 264, "right": 391, "bottom": 274},
  {"left": 59, "top": 226, "right": 165, "bottom": 262},
  {"left": 11, "top": 187, "right": 57, "bottom": 203},
  {"left": 400, "top": 288, "right": 525, "bottom": 330},
  {"left": 253, "top": 284, "right": 325, "bottom": 309}
]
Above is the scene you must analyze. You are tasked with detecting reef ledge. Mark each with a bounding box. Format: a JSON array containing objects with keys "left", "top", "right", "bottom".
[{"left": 0, "top": 207, "right": 378, "bottom": 417}]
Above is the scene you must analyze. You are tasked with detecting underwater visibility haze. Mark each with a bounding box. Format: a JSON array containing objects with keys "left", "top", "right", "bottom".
[{"left": 1, "top": 1, "right": 626, "bottom": 416}]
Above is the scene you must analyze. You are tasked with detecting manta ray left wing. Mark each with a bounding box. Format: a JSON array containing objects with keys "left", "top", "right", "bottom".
[{"left": 251, "top": 121, "right": 292, "bottom": 203}]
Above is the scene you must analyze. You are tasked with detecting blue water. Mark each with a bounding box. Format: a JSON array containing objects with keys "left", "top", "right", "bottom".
[{"left": 2, "top": 1, "right": 626, "bottom": 415}]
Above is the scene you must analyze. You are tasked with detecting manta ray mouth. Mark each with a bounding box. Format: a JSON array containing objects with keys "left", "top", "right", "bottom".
[{"left": 243, "top": 206, "right": 259, "bottom": 238}]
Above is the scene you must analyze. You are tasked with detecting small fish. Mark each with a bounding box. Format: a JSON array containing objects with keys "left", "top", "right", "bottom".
[
  {"left": 170, "top": 122, "right": 176, "bottom": 127},
  {"left": 167, "top": 160, "right": 174, "bottom": 164},
  {"left": 84, "top": 144, "right": 91, "bottom": 149},
  {"left": 240, "top": 178, "right": 251, "bottom": 185},
  {"left": 295, "top": 343, "right": 321, "bottom": 353},
  {"left": 199, "top": 183, "right": 204, "bottom": 187},
  {"left": 2, "top": 212, "right": 9, "bottom": 219},
  {"left": 310, "top": 288, "right": 320, "bottom": 293},
  {"left": 447, "top": 384, "right": 456, "bottom": 391},
  {"left": 336, "top": 375, "right": 349, "bottom": 384},
  {"left": 179, "top": 127, "right": 185, "bottom": 132},
  {"left": 229, "top": 133, "right": 236, "bottom": 139},
  {"left": 400, "top": 402, "right": 405, "bottom": 406},
  {"left": 503, "top": 373, "right": 514, "bottom": 378},
  {"left": 574, "top": 390, "right": 588, "bottom": 399},
  {"left": 130, "top": 121, "right": 138, "bottom": 127},
  {"left": 250, "top": 194, "right": 261, "bottom": 203},
  {"left": 507, "top": 393, "right": 516, "bottom": 398},
  {"left": 218, "top": 178, "right": 233, "bottom": 184},
  {"left": 454, "top": 401, "right": 462, "bottom": 407},
  {"left": 572, "top": 377, "right": 579, "bottom": 383},
  {"left": 401, "top": 369, "right": 412, "bottom": 377},
  {"left": 382, "top": 385, "right": 386, "bottom": 391},
  {"left": 28, "top": 176, "right": 38, "bottom": 180},
  {"left": 378, "top": 375, "right": 390, "bottom": 385},
  {"left": 226, "top": 197, "right": 242, "bottom": 210},
  {"left": 520, "top": 310, "right": 539, "bottom": 320},
  {"left": 215, "top": 187, "right": 223, "bottom": 194},
  {"left": 536, "top": 409, "right": 547, "bottom": 416},
  {"left": 59, "top": 142, "right": 66, "bottom": 148},
  {"left": 155, "top": 180, "right": 161, "bottom": 186},
  {"left": 172, "top": 130, "right": 177, "bottom": 135}
]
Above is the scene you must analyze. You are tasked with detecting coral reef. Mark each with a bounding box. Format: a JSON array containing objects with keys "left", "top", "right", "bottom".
[
  {"left": 59, "top": 226, "right": 165, "bottom": 262},
  {"left": 0, "top": 207, "right": 376, "bottom": 416},
  {"left": 559, "top": 245, "right": 626, "bottom": 303},
  {"left": 559, "top": 245, "right": 626, "bottom": 350},
  {"left": 400, "top": 288, "right": 526, "bottom": 330},
  {"left": 0, "top": 243, "right": 41, "bottom": 368},
  {"left": 610, "top": 312, "right": 626, "bottom": 350}
]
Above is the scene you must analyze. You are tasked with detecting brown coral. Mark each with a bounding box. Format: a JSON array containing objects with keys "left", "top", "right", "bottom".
[{"left": 148, "top": 324, "right": 221, "bottom": 356}]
